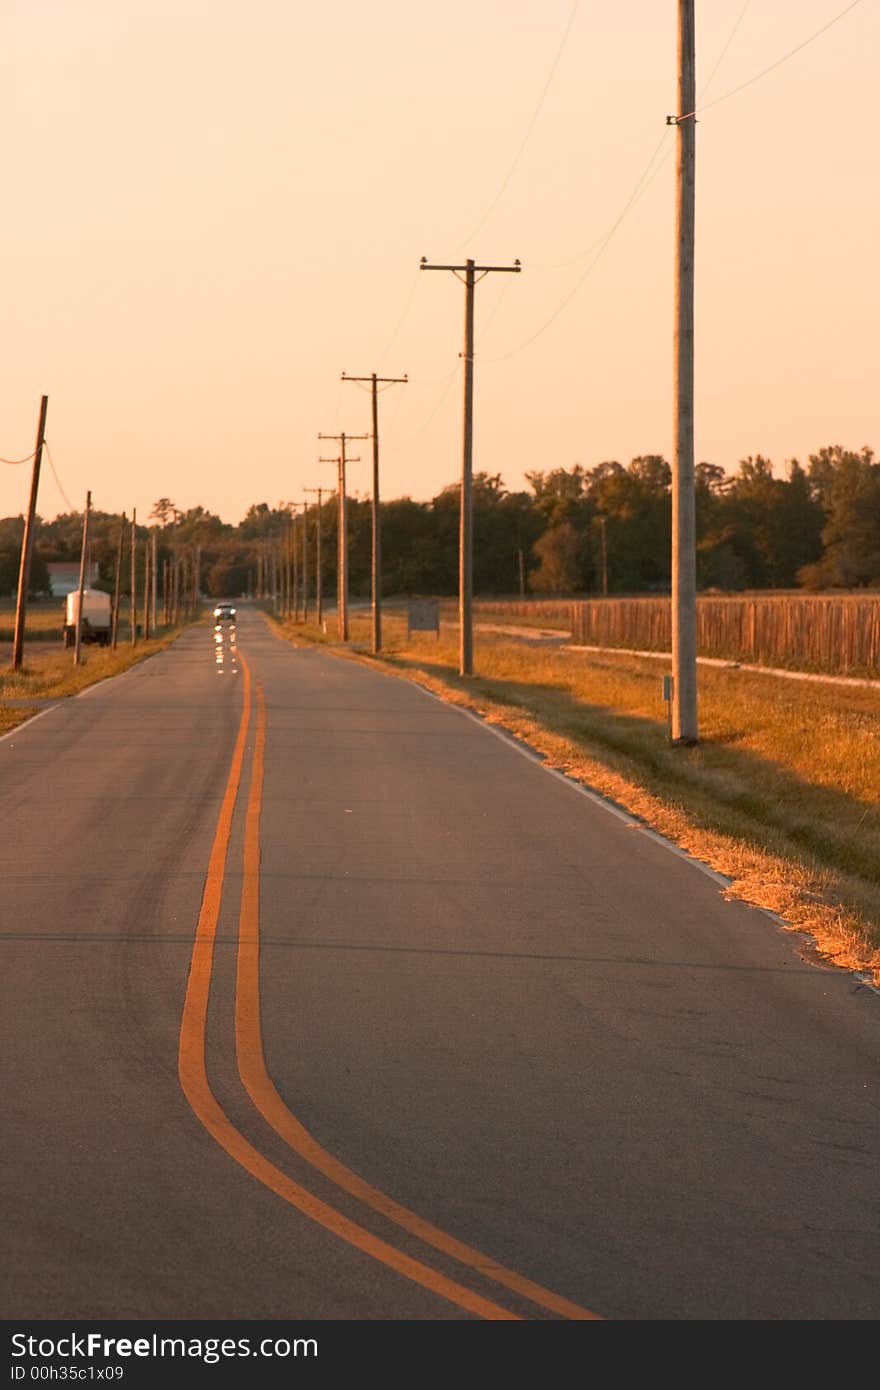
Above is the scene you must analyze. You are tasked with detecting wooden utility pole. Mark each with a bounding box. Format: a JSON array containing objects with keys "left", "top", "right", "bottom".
[
  {"left": 130, "top": 509, "right": 138, "bottom": 647},
  {"left": 11, "top": 395, "right": 49, "bottom": 671},
  {"left": 111, "top": 511, "right": 126, "bottom": 649},
  {"left": 300, "top": 502, "right": 309, "bottom": 622},
  {"left": 341, "top": 371, "right": 407, "bottom": 653},
  {"left": 600, "top": 516, "right": 608, "bottom": 596},
  {"left": 143, "top": 535, "right": 151, "bottom": 640},
  {"left": 420, "top": 256, "right": 521, "bottom": 676},
  {"left": 318, "top": 433, "right": 367, "bottom": 641},
  {"left": 669, "top": 0, "right": 698, "bottom": 743},
  {"left": 73, "top": 490, "right": 92, "bottom": 667},
  {"left": 304, "top": 488, "right": 324, "bottom": 626},
  {"left": 151, "top": 531, "right": 158, "bottom": 632}
]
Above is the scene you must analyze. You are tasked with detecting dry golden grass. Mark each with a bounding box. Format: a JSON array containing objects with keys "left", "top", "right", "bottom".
[
  {"left": 273, "top": 608, "right": 880, "bottom": 987},
  {"left": 0, "top": 597, "right": 66, "bottom": 641}
]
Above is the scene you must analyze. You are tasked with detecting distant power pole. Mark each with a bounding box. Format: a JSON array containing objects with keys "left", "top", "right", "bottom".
[
  {"left": 420, "top": 256, "right": 521, "bottom": 676},
  {"left": 304, "top": 488, "right": 324, "bottom": 626},
  {"left": 143, "top": 535, "right": 151, "bottom": 641},
  {"left": 668, "top": 0, "right": 698, "bottom": 744},
  {"left": 73, "top": 490, "right": 92, "bottom": 667},
  {"left": 111, "top": 511, "right": 126, "bottom": 649},
  {"left": 290, "top": 512, "right": 299, "bottom": 619},
  {"left": 130, "top": 509, "right": 138, "bottom": 647},
  {"left": 300, "top": 502, "right": 310, "bottom": 622},
  {"left": 151, "top": 531, "right": 158, "bottom": 632},
  {"left": 318, "top": 433, "right": 368, "bottom": 641},
  {"left": 11, "top": 394, "right": 49, "bottom": 671},
  {"left": 341, "top": 370, "right": 407, "bottom": 654}
]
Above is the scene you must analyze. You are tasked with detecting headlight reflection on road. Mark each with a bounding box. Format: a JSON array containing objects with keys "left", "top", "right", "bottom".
[{"left": 211, "top": 621, "right": 239, "bottom": 674}]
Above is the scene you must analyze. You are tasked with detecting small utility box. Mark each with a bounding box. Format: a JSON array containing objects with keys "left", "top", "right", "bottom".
[{"left": 407, "top": 599, "right": 440, "bottom": 638}]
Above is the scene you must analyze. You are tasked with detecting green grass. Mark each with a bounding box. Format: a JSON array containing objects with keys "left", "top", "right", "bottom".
[{"left": 270, "top": 607, "right": 880, "bottom": 985}]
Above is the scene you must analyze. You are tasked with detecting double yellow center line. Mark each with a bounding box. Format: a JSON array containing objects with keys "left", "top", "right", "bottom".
[{"left": 178, "top": 650, "right": 602, "bottom": 1320}]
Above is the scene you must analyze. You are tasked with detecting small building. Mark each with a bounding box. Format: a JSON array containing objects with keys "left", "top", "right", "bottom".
[{"left": 46, "top": 561, "right": 99, "bottom": 597}]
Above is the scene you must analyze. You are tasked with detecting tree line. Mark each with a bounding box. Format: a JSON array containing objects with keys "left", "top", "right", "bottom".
[{"left": 1, "top": 443, "right": 876, "bottom": 602}]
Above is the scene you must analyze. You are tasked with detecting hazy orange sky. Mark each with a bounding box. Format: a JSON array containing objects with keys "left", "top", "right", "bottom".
[{"left": 1, "top": 1, "right": 877, "bottom": 526}]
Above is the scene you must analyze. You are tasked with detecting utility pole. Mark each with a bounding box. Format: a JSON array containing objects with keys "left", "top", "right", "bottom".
[
  {"left": 420, "top": 256, "right": 521, "bottom": 676},
  {"left": 291, "top": 512, "right": 299, "bottom": 620},
  {"left": 600, "top": 516, "right": 608, "bottom": 596},
  {"left": 111, "top": 511, "right": 126, "bottom": 649},
  {"left": 668, "top": 0, "right": 698, "bottom": 743},
  {"left": 130, "top": 509, "right": 138, "bottom": 647},
  {"left": 73, "top": 490, "right": 92, "bottom": 667},
  {"left": 341, "top": 371, "right": 407, "bottom": 654},
  {"left": 11, "top": 395, "right": 49, "bottom": 671},
  {"left": 318, "top": 433, "right": 367, "bottom": 641},
  {"left": 151, "top": 530, "right": 158, "bottom": 632},
  {"left": 143, "top": 535, "right": 151, "bottom": 641},
  {"left": 301, "top": 501, "right": 309, "bottom": 622},
  {"left": 304, "top": 488, "right": 324, "bottom": 626}
]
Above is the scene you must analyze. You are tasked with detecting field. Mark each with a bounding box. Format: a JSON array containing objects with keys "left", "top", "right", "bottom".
[{"left": 271, "top": 605, "right": 880, "bottom": 987}]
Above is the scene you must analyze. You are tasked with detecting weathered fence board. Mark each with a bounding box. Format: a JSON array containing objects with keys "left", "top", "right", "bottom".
[{"left": 569, "top": 595, "right": 880, "bottom": 676}]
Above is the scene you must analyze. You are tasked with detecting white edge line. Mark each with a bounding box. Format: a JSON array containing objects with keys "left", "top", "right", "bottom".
[
  {"left": 264, "top": 624, "right": 880, "bottom": 995},
  {"left": 1, "top": 636, "right": 176, "bottom": 742},
  {"left": 0, "top": 703, "right": 60, "bottom": 744},
  {"left": 399, "top": 676, "right": 879, "bottom": 993}
]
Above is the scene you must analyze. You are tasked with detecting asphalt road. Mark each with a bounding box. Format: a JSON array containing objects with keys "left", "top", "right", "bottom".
[{"left": 2, "top": 606, "right": 878, "bottom": 1321}]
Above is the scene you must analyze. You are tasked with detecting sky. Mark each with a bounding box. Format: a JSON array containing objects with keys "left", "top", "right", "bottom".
[{"left": 1, "top": 0, "right": 877, "bottom": 527}]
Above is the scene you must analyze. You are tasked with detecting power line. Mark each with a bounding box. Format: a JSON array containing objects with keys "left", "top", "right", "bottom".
[
  {"left": 451, "top": 1, "right": 580, "bottom": 253},
  {"left": 483, "top": 0, "right": 866, "bottom": 365},
  {"left": 0, "top": 449, "right": 38, "bottom": 465},
  {"left": 698, "top": 0, "right": 753, "bottom": 100},
  {"left": 671, "top": 0, "right": 867, "bottom": 125},
  {"left": 374, "top": 268, "right": 422, "bottom": 367},
  {"left": 42, "top": 441, "right": 75, "bottom": 513},
  {"left": 481, "top": 132, "right": 672, "bottom": 363}
]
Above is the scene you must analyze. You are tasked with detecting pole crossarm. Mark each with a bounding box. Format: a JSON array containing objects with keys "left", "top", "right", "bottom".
[
  {"left": 420, "top": 259, "right": 522, "bottom": 273},
  {"left": 341, "top": 372, "right": 408, "bottom": 388}
]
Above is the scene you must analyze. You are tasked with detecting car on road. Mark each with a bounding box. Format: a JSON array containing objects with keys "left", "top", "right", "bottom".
[{"left": 213, "top": 603, "right": 237, "bottom": 623}]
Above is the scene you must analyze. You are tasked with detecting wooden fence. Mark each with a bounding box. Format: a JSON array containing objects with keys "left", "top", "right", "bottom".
[{"left": 569, "top": 594, "right": 880, "bottom": 676}]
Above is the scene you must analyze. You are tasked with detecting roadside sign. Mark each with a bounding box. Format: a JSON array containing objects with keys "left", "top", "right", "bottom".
[{"left": 407, "top": 599, "right": 440, "bottom": 637}]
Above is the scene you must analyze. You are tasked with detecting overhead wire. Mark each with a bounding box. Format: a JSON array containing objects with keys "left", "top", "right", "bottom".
[
  {"left": 373, "top": 267, "right": 422, "bottom": 370},
  {"left": 482, "top": 0, "right": 867, "bottom": 365},
  {"left": 450, "top": 0, "right": 580, "bottom": 254},
  {"left": 675, "top": 0, "right": 867, "bottom": 124},
  {"left": 480, "top": 128, "right": 673, "bottom": 364},
  {"left": 698, "top": 0, "right": 753, "bottom": 99},
  {"left": 0, "top": 448, "right": 38, "bottom": 465},
  {"left": 42, "top": 441, "right": 75, "bottom": 514}
]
